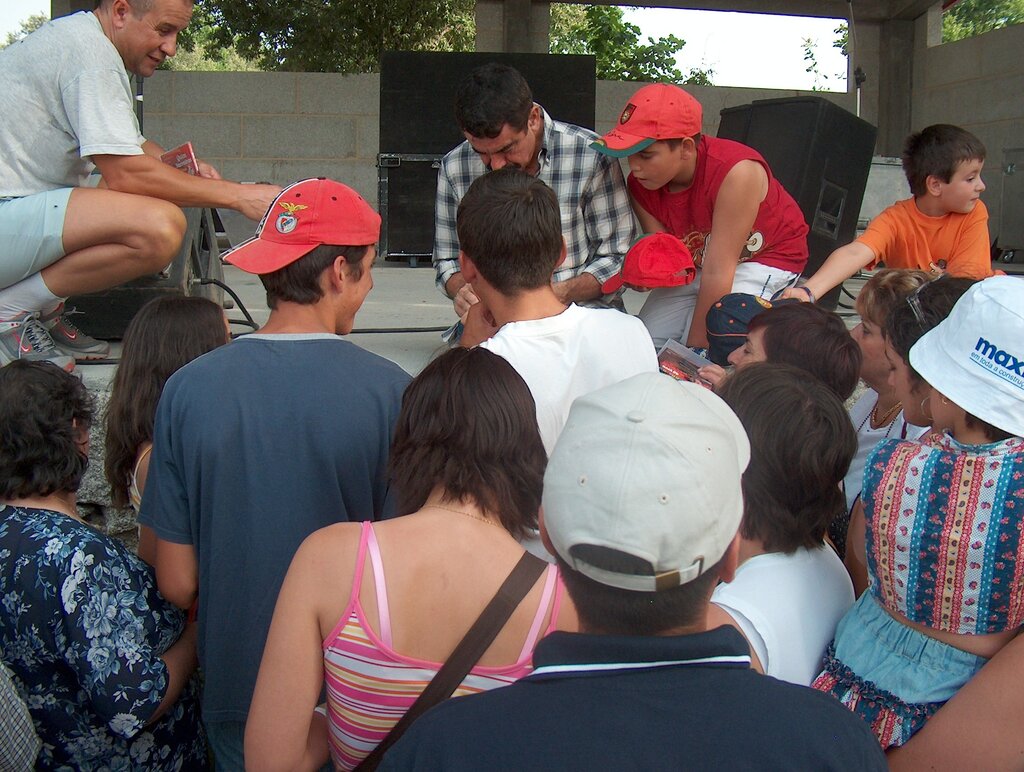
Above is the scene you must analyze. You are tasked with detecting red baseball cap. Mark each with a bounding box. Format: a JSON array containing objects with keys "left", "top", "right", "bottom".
[
  {"left": 601, "top": 232, "right": 697, "bottom": 294},
  {"left": 592, "top": 84, "right": 703, "bottom": 158},
  {"left": 224, "top": 178, "right": 381, "bottom": 274}
]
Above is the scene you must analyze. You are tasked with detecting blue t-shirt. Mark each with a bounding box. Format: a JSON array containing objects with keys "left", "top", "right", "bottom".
[
  {"left": 138, "top": 334, "right": 410, "bottom": 723},
  {"left": 0, "top": 505, "right": 207, "bottom": 770}
]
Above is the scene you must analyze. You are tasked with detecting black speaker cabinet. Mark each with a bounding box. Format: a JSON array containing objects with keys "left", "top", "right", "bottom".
[
  {"left": 377, "top": 51, "right": 596, "bottom": 265},
  {"left": 67, "top": 207, "right": 225, "bottom": 340},
  {"left": 718, "top": 97, "right": 877, "bottom": 309}
]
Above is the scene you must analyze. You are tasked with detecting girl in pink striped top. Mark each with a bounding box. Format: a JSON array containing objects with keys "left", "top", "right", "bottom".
[{"left": 246, "top": 348, "right": 576, "bottom": 770}]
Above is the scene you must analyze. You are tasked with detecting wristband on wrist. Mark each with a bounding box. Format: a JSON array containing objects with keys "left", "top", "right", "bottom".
[{"left": 797, "top": 286, "right": 815, "bottom": 303}]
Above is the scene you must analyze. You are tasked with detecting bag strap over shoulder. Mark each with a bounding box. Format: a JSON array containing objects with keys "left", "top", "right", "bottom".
[{"left": 355, "top": 551, "right": 548, "bottom": 770}]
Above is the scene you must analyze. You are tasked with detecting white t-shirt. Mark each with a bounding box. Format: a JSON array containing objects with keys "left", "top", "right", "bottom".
[
  {"left": 711, "top": 545, "right": 854, "bottom": 686},
  {"left": 0, "top": 12, "right": 145, "bottom": 196},
  {"left": 844, "top": 389, "right": 926, "bottom": 514},
  {"left": 481, "top": 304, "right": 658, "bottom": 455}
]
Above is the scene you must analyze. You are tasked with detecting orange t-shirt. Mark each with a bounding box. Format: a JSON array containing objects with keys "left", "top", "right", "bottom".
[{"left": 856, "top": 198, "right": 993, "bottom": 279}]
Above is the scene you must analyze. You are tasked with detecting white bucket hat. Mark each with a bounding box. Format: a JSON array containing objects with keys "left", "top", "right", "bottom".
[
  {"left": 542, "top": 373, "right": 750, "bottom": 592},
  {"left": 909, "top": 276, "right": 1024, "bottom": 437}
]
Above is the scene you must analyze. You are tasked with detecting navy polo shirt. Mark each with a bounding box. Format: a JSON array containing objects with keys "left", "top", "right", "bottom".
[{"left": 381, "top": 626, "right": 886, "bottom": 771}]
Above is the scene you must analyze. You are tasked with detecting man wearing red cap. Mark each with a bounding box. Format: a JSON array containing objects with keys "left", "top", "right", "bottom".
[
  {"left": 593, "top": 84, "right": 809, "bottom": 351},
  {"left": 138, "top": 178, "right": 411, "bottom": 770}
]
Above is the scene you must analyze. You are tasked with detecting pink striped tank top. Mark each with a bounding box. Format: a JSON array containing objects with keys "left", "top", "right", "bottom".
[{"left": 322, "top": 521, "right": 563, "bottom": 770}]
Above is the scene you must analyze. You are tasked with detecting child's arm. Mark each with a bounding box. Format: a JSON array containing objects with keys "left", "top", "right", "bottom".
[
  {"left": 246, "top": 529, "right": 347, "bottom": 772},
  {"left": 687, "top": 160, "right": 766, "bottom": 348},
  {"left": 631, "top": 198, "right": 667, "bottom": 234},
  {"left": 780, "top": 241, "right": 876, "bottom": 302},
  {"left": 844, "top": 499, "right": 869, "bottom": 597}
]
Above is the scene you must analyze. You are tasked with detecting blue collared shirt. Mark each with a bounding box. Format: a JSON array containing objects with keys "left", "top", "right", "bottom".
[{"left": 381, "top": 626, "right": 887, "bottom": 771}]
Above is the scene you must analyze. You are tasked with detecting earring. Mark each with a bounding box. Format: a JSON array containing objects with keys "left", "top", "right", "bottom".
[{"left": 920, "top": 395, "right": 933, "bottom": 421}]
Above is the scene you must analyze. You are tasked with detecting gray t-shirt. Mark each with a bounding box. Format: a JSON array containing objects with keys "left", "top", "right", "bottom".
[{"left": 0, "top": 11, "right": 144, "bottom": 196}]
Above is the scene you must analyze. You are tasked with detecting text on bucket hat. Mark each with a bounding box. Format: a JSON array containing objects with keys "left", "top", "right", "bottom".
[
  {"left": 591, "top": 83, "right": 703, "bottom": 158},
  {"left": 909, "top": 276, "right": 1024, "bottom": 438},
  {"left": 224, "top": 178, "right": 381, "bottom": 274},
  {"left": 601, "top": 232, "right": 697, "bottom": 294},
  {"left": 542, "top": 373, "right": 750, "bottom": 592}
]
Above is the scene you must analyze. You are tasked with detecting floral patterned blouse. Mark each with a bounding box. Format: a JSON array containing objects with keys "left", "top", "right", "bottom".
[
  {"left": 0, "top": 505, "right": 207, "bottom": 770},
  {"left": 864, "top": 434, "right": 1024, "bottom": 635}
]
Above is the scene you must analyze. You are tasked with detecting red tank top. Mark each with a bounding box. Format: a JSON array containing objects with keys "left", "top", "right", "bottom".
[{"left": 629, "top": 136, "right": 808, "bottom": 274}]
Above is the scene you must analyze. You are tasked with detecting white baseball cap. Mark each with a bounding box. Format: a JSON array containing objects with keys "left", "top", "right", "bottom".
[
  {"left": 910, "top": 276, "right": 1024, "bottom": 437},
  {"left": 542, "top": 373, "right": 750, "bottom": 592}
]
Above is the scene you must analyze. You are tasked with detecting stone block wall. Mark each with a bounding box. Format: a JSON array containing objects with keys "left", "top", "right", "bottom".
[
  {"left": 144, "top": 71, "right": 381, "bottom": 203},
  {"left": 912, "top": 19, "right": 1024, "bottom": 241},
  {"left": 143, "top": 69, "right": 856, "bottom": 207}
]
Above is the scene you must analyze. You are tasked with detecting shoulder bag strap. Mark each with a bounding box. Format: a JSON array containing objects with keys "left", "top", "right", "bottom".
[{"left": 355, "top": 551, "right": 548, "bottom": 770}]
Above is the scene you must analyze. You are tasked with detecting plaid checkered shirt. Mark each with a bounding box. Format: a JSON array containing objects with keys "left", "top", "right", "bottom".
[
  {"left": 433, "top": 107, "right": 638, "bottom": 303},
  {"left": 0, "top": 662, "right": 39, "bottom": 772}
]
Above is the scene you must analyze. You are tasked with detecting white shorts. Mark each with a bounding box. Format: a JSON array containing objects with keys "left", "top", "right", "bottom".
[
  {"left": 638, "top": 261, "right": 799, "bottom": 348},
  {"left": 0, "top": 188, "right": 72, "bottom": 289}
]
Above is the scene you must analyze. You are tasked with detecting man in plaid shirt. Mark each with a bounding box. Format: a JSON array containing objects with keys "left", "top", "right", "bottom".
[{"left": 434, "top": 63, "right": 638, "bottom": 318}]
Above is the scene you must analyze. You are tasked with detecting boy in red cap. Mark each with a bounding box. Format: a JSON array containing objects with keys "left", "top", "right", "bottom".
[
  {"left": 593, "top": 84, "right": 809, "bottom": 351},
  {"left": 138, "top": 178, "right": 411, "bottom": 768}
]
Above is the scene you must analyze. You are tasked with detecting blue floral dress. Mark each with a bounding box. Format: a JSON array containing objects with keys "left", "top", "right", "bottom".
[{"left": 0, "top": 505, "right": 207, "bottom": 770}]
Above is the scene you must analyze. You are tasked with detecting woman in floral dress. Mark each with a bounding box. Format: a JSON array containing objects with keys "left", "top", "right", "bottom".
[{"left": 0, "top": 360, "right": 207, "bottom": 770}]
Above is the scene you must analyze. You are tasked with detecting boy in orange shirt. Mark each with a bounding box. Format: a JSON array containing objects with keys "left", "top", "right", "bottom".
[{"left": 784, "top": 124, "right": 992, "bottom": 304}]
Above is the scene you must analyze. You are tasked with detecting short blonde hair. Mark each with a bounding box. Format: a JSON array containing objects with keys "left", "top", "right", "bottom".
[{"left": 855, "top": 268, "right": 930, "bottom": 327}]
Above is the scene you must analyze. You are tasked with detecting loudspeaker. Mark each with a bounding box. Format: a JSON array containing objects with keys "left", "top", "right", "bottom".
[
  {"left": 67, "top": 207, "right": 225, "bottom": 340},
  {"left": 718, "top": 97, "right": 877, "bottom": 309},
  {"left": 377, "top": 51, "right": 596, "bottom": 264}
]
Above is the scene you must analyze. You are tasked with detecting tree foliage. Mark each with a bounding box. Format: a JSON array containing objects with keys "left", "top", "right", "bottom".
[
  {"left": 169, "top": 4, "right": 259, "bottom": 70},
  {"left": 183, "top": 0, "right": 475, "bottom": 73},
  {"left": 550, "top": 4, "right": 712, "bottom": 85},
  {"left": 943, "top": 0, "right": 1024, "bottom": 41},
  {"left": 1, "top": 13, "right": 48, "bottom": 49},
  {"left": 798, "top": 22, "right": 848, "bottom": 91},
  {"left": 166, "top": 1, "right": 712, "bottom": 83}
]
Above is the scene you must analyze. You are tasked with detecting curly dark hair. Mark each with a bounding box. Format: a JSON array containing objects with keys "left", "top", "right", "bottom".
[
  {"left": 388, "top": 347, "right": 546, "bottom": 540},
  {"left": 104, "top": 295, "right": 229, "bottom": 508},
  {"left": 0, "top": 360, "right": 95, "bottom": 499}
]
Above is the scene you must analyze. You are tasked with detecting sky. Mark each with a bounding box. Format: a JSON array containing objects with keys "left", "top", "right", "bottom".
[{"left": 1, "top": 1, "right": 848, "bottom": 92}]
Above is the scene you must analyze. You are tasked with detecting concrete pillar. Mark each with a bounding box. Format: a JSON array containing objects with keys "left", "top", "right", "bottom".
[
  {"left": 51, "top": 0, "right": 92, "bottom": 19},
  {"left": 876, "top": 18, "right": 914, "bottom": 156},
  {"left": 474, "top": 0, "right": 550, "bottom": 53},
  {"left": 850, "top": 20, "right": 882, "bottom": 129},
  {"left": 475, "top": 0, "right": 504, "bottom": 52}
]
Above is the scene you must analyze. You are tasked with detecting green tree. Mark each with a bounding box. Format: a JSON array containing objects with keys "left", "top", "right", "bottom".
[
  {"left": 550, "top": 4, "right": 713, "bottom": 85},
  {"left": 943, "top": 0, "right": 1024, "bottom": 41},
  {"left": 189, "top": 0, "right": 475, "bottom": 73},
  {"left": 169, "top": 4, "right": 260, "bottom": 71},
  {"left": 801, "top": 36, "right": 829, "bottom": 91},
  {"left": 1, "top": 13, "right": 48, "bottom": 49},
  {"left": 798, "top": 23, "right": 848, "bottom": 91}
]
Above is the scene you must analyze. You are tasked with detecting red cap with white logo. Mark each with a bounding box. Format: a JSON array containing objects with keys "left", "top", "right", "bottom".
[
  {"left": 591, "top": 83, "right": 703, "bottom": 158},
  {"left": 224, "top": 178, "right": 381, "bottom": 274}
]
